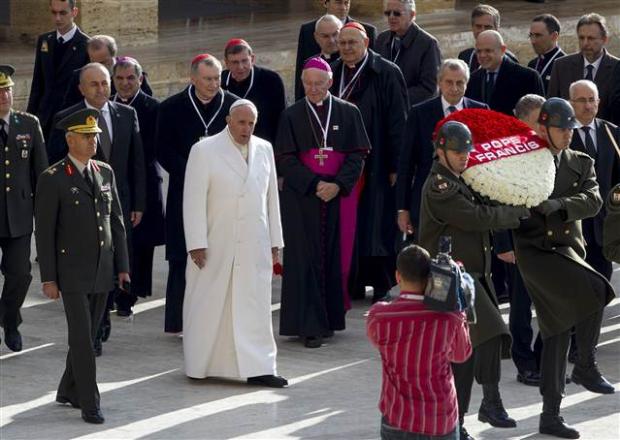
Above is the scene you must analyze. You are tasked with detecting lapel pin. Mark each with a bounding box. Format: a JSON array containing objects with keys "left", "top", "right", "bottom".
[{"left": 70, "top": 187, "right": 79, "bottom": 194}]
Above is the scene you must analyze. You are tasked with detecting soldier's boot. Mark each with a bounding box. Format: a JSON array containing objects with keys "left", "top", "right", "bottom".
[
  {"left": 539, "top": 399, "right": 579, "bottom": 439},
  {"left": 571, "top": 362, "right": 615, "bottom": 394},
  {"left": 477, "top": 384, "right": 516, "bottom": 428},
  {"left": 459, "top": 416, "right": 474, "bottom": 440}
]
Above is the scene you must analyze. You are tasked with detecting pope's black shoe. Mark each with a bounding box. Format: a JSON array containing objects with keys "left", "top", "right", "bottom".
[
  {"left": 571, "top": 365, "right": 615, "bottom": 394},
  {"left": 247, "top": 375, "right": 288, "bottom": 388},
  {"left": 4, "top": 329, "right": 22, "bottom": 352},
  {"left": 517, "top": 370, "right": 540, "bottom": 386},
  {"left": 478, "top": 399, "right": 517, "bottom": 428},
  {"left": 539, "top": 414, "right": 579, "bottom": 438},
  {"left": 304, "top": 336, "right": 323, "bottom": 348},
  {"left": 56, "top": 395, "right": 80, "bottom": 409},
  {"left": 81, "top": 408, "right": 105, "bottom": 424}
]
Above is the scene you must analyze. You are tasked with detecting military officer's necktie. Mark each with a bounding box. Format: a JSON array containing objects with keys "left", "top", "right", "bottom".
[
  {"left": 98, "top": 112, "right": 112, "bottom": 161},
  {"left": 0, "top": 120, "right": 7, "bottom": 147},
  {"left": 83, "top": 168, "right": 94, "bottom": 192},
  {"left": 585, "top": 64, "right": 594, "bottom": 81},
  {"left": 581, "top": 126, "right": 597, "bottom": 158},
  {"left": 484, "top": 72, "right": 496, "bottom": 104}
]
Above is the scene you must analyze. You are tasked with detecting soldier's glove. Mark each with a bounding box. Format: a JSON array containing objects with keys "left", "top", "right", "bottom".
[{"left": 534, "top": 199, "right": 564, "bottom": 216}]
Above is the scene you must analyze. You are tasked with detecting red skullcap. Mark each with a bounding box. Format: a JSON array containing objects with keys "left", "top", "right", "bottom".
[
  {"left": 191, "top": 53, "right": 212, "bottom": 66},
  {"left": 225, "top": 38, "right": 250, "bottom": 50},
  {"left": 342, "top": 21, "right": 367, "bottom": 38}
]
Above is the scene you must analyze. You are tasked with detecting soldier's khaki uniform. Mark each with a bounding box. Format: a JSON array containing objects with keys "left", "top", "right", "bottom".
[
  {"left": 603, "top": 184, "right": 620, "bottom": 263},
  {"left": 419, "top": 161, "right": 529, "bottom": 417}
]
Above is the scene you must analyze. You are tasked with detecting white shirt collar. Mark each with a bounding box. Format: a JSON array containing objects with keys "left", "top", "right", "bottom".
[
  {"left": 583, "top": 51, "right": 604, "bottom": 70},
  {"left": 576, "top": 119, "right": 597, "bottom": 131},
  {"left": 0, "top": 112, "right": 9, "bottom": 127},
  {"left": 56, "top": 25, "right": 77, "bottom": 42},
  {"left": 441, "top": 96, "right": 464, "bottom": 114},
  {"left": 67, "top": 153, "right": 91, "bottom": 174},
  {"left": 84, "top": 100, "right": 109, "bottom": 113}
]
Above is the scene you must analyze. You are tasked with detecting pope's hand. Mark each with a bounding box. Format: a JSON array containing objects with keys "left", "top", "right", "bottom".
[
  {"left": 189, "top": 248, "right": 207, "bottom": 269},
  {"left": 316, "top": 181, "right": 340, "bottom": 202},
  {"left": 272, "top": 247, "right": 280, "bottom": 265}
]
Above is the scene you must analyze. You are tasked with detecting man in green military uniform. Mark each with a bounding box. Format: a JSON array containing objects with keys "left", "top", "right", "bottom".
[
  {"left": 35, "top": 108, "right": 129, "bottom": 425},
  {"left": 419, "top": 121, "right": 530, "bottom": 440},
  {"left": 603, "top": 184, "right": 620, "bottom": 263},
  {"left": 0, "top": 65, "right": 48, "bottom": 352},
  {"left": 513, "top": 98, "right": 616, "bottom": 439}
]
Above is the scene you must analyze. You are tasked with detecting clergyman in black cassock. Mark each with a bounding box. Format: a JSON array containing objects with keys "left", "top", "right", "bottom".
[
  {"left": 156, "top": 54, "right": 237, "bottom": 333},
  {"left": 276, "top": 58, "right": 370, "bottom": 348}
]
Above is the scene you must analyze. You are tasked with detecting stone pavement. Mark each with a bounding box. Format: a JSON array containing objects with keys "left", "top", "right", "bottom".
[{"left": 0, "top": 243, "right": 619, "bottom": 439}]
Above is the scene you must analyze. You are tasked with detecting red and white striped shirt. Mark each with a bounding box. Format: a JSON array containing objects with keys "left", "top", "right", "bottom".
[{"left": 367, "top": 292, "right": 472, "bottom": 436}]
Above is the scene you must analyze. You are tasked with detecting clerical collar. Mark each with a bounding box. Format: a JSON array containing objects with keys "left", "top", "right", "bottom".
[
  {"left": 542, "top": 46, "right": 560, "bottom": 58},
  {"left": 113, "top": 91, "right": 139, "bottom": 107},
  {"left": 56, "top": 25, "right": 77, "bottom": 42},
  {"left": 345, "top": 54, "right": 368, "bottom": 71},
  {"left": 225, "top": 67, "right": 254, "bottom": 99},
  {"left": 192, "top": 86, "right": 220, "bottom": 106},
  {"left": 67, "top": 153, "right": 91, "bottom": 174}
]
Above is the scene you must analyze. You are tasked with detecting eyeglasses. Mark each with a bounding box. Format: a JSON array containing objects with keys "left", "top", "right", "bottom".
[
  {"left": 384, "top": 10, "right": 402, "bottom": 17},
  {"left": 570, "top": 98, "right": 599, "bottom": 105}
]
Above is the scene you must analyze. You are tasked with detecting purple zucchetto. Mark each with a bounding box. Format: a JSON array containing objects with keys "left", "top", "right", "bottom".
[{"left": 303, "top": 57, "right": 332, "bottom": 73}]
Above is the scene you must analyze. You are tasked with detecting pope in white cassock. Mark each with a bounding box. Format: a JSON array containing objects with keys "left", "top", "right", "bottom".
[{"left": 182, "top": 99, "right": 287, "bottom": 388}]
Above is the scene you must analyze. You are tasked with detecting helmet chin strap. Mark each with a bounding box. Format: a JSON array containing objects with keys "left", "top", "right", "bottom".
[
  {"left": 545, "top": 125, "right": 562, "bottom": 154},
  {"left": 443, "top": 152, "right": 462, "bottom": 177}
]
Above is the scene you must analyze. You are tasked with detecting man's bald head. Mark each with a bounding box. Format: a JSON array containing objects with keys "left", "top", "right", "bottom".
[
  {"left": 475, "top": 30, "right": 506, "bottom": 71},
  {"left": 315, "top": 14, "right": 342, "bottom": 56}
]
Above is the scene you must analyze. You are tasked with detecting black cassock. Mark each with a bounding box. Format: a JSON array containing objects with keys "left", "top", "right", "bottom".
[
  {"left": 275, "top": 95, "right": 370, "bottom": 337},
  {"left": 221, "top": 65, "right": 286, "bottom": 144},
  {"left": 155, "top": 86, "right": 237, "bottom": 332},
  {"left": 330, "top": 50, "right": 408, "bottom": 294}
]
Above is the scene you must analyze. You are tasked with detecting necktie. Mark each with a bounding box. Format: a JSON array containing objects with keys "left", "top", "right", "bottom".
[
  {"left": 98, "top": 111, "right": 112, "bottom": 161},
  {"left": 553, "top": 154, "right": 559, "bottom": 170},
  {"left": 585, "top": 64, "right": 594, "bottom": 81},
  {"left": 448, "top": 105, "right": 457, "bottom": 114},
  {"left": 58, "top": 36, "right": 64, "bottom": 45},
  {"left": 536, "top": 55, "right": 545, "bottom": 73},
  {"left": 83, "top": 167, "right": 94, "bottom": 192},
  {"left": 391, "top": 37, "right": 401, "bottom": 62},
  {"left": 581, "top": 126, "right": 597, "bottom": 158},
  {"left": 484, "top": 72, "right": 496, "bottom": 104},
  {"left": 0, "top": 120, "right": 7, "bottom": 147}
]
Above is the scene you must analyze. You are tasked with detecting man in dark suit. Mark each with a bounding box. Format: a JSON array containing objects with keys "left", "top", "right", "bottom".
[
  {"left": 222, "top": 39, "right": 286, "bottom": 144},
  {"left": 457, "top": 4, "right": 518, "bottom": 72},
  {"left": 527, "top": 14, "right": 565, "bottom": 94},
  {"left": 48, "top": 62, "right": 146, "bottom": 351},
  {"left": 396, "top": 58, "right": 487, "bottom": 238},
  {"left": 35, "top": 108, "right": 129, "bottom": 424},
  {"left": 0, "top": 65, "right": 48, "bottom": 352},
  {"left": 548, "top": 13, "right": 619, "bottom": 121},
  {"left": 62, "top": 35, "right": 153, "bottom": 110},
  {"left": 465, "top": 30, "right": 544, "bottom": 116},
  {"left": 569, "top": 79, "right": 620, "bottom": 280},
  {"left": 156, "top": 54, "right": 237, "bottom": 334},
  {"left": 294, "top": 0, "right": 376, "bottom": 101},
  {"left": 27, "top": 0, "right": 89, "bottom": 140},
  {"left": 609, "top": 62, "right": 620, "bottom": 125},
  {"left": 376, "top": 0, "right": 441, "bottom": 106},
  {"left": 112, "top": 57, "right": 164, "bottom": 315}
]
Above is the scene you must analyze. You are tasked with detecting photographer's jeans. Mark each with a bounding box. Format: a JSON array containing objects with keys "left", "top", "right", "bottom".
[{"left": 380, "top": 417, "right": 459, "bottom": 440}]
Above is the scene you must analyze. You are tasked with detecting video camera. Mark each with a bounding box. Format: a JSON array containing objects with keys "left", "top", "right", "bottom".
[{"left": 424, "top": 236, "right": 477, "bottom": 323}]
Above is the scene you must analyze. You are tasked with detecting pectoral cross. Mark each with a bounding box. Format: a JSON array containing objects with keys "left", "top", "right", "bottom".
[{"left": 314, "top": 148, "right": 329, "bottom": 167}]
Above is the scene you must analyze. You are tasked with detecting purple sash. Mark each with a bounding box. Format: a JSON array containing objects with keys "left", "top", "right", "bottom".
[{"left": 299, "top": 148, "right": 361, "bottom": 310}]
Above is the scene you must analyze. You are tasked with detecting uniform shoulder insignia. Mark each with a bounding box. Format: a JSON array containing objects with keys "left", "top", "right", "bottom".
[
  {"left": 45, "top": 166, "right": 58, "bottom": 175},
  {"left": 93, "top": 160, "right": 111, "bottom": 170},
  {"left": 610, "top": 185, "right": 620, "bottom": 206},
  {"left": 429, "top": 174, "right": 459, "bottom": 199}
]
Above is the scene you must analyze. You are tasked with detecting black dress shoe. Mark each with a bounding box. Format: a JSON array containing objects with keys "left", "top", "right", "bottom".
[
  {"left": 478, "top": 399, "right": 517, "bottom": 428},
  {"left": 517, "top": 370, "right": 540, "bottom": 386},
  {"left": 56, "top": 395, "right": 80, "bottom": 409},
  {"left": 322, "top": 330, "right": 334, "bottom": 338},
  {"left": 93, "top": 340, "right": 102, "bottom": 357},
  {"left": 304, "top": 336, "right": 323, "bottom": 348},
  {"left": 4, "top": 329, "right": 22, "bottom": 352},
  {"left": 571, "top": 365, "right": 615, "bottom": 394},
  {"left": 101, "top": 321, "right": 111, "bottom": 342},
  {"left": 116, "top": 308, "right": 133, "bottom": 317},
  {"left": 81, "top": 408, "right": 105, "bottom": 424},
  {"left": 247, "top": 375, "right": 289, "bottom": 388},
  {"left": 460, "top": 424, "right": 475, "bottom": 440},
  {"left": 539, "top": 414, "right": 579, "bottom": 438}
]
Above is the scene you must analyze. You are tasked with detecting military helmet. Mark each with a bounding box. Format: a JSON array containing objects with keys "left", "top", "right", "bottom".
[
  {"left": 538, "top": 97, "right": 578, "bottom": 129},
  {"left": 435, "top": 121, "right": 474, "bottom": 153}
]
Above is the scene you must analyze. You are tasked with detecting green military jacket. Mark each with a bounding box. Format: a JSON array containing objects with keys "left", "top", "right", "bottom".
[
  {"left": 0, "top": 110, "right": 48, "bottom": 237},
  {"left": 603, "top": 183, "right": 620, "bottom": 263},
  {"left": 513, "top": 149, "right": 615, "bottom": 338},
  {"left": 419, "top": 161, "right": 529, "bottom": 353},
  {"left": 35, "top": 157, "right": 129, "bottom": 294}
]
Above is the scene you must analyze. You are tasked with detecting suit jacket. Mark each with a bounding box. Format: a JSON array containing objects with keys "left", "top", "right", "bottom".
[
  {"left": 458, "top": 47, "right": 519, "bottom": 72},
  {"left": 465, "top": 56, "right": 544, "bottom": 115},
  {"left": 547, "top": 50, "right": 619, "bottom": 120},
  {"left": 61, "top": 67, "right": 154, "bottom": 111},
  {"left": 294, "top": 16, "right": 377, "bottom": 101},
  {"left": 35, "top": 158, "right": 129, "bottom": 294},
  {"left": 27, "top": 28, "right": 90, "bottom": 136},
  {"left": 608, "top": 62, "right": 620, "bottom": 125},
  {"left": 527, "top": 46, "right": 566, "bottom": 94},
  {"left": 603, "top": 183, "right": 620, "bottom": 263},
  {"left": 0, "top": 110, "right": 48, "bottom": 237},
  {"left": 570, "top": 119, "right": 620, "bottom": 245},
  {"left": 48, "top": 101, "right": 146, "bottom": 218},
  {"left": 396, "top": 96, "right": 488, "bottom": 226},
  {"left": 116, "top": 90, "right": 165, "bottom": 247},
  {"left": 376, "top": 23, "right": 441, "bottom": 105}
]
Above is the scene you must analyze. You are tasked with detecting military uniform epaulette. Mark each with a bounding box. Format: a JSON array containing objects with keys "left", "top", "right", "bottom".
[
  {"left": 12, "top": 110, "right": 39, "bottom": 120},
  {"left": 92, "top": 160, "right": 111, "bottom": 171},
  {"left": 428, "top": 174, "right": 459, "bottom": 199}
]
